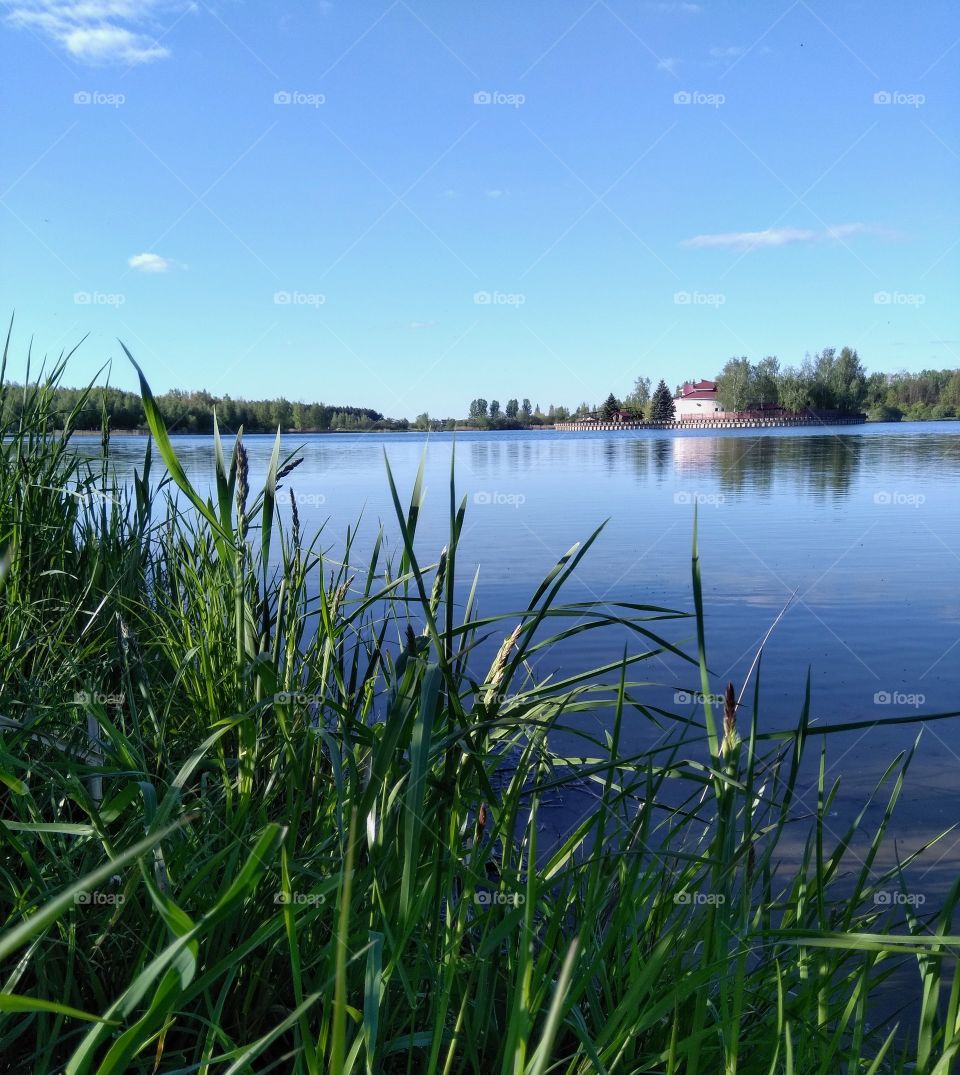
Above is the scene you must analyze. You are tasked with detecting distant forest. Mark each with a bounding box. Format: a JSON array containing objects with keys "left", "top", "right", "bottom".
[
  {"left": 864, "top": 366, "right": 960, "bottom": 420},
  {"left": 0, "top": 384, "right": 399, "bottom": 433}
]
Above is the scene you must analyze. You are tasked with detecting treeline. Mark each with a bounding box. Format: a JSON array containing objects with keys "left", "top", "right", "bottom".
[
  {"left": 0, "top": 384, "right": 398, "bottom": 433},
  {"left": 866, "top": 368, "right": 960, "bottom": 420},
  {"left": 584, "top": 351, "right": 960, "bottom": 424},
  {"left": 713, "top": 349, "right": 868, "bottom": 415},
  {"left": 463, "top": 397, "right": 536, "bottom": 429},
  {"left": 461, "top": 397, "right": 617, "bottom": 427},
  {"left": 713, "top": 350, "right": 960, "bottom": 420}
]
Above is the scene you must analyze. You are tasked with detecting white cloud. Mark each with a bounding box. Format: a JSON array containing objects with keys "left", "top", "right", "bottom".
[
  {"left": 682, "top": 227, "right": 815, "bottom": 250},
  {"left": 6, "top": 1, "right": 186, "bottom": 64},
  {"left": 65, "top": 25, "right": 168, "bottom": 63},
  {"left": 681, "top": 224, "right": 892, "bottom": 251},
  {"left": 821, "top": 222, "right": 901, "bottom": 242},
  {"left": 128, "top": 252, "right": 173, "bottom": 272},
  {"left": 485, "top": 189, "right": 504, "bottom": 199},
  {"left": 408, "top": 320, "right": 436, "bottom": 330},
  {"left": 657, "top": 56, "right": 681, "bottom": 74}
]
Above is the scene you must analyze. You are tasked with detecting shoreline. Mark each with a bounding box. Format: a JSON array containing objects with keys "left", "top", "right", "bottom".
[
  {"left": 554, "top": 414, "right": 868, "bottom": 431},
  {"left": 58, "top": 416, "right": 960, "bottom": 438}
]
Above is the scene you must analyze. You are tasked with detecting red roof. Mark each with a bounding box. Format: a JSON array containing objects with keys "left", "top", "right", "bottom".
[{"left": 678, "top": 379, "right": 718, "bottom": 399}]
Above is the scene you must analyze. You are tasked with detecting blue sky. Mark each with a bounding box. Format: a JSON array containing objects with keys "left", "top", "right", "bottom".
[{"left": 1, "top": 1, "right": 957, "bottom": 417}]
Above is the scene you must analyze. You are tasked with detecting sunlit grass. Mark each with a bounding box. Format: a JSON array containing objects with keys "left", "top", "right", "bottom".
[{"left": 2, "top": 333, "right": 960, "bottom": 1073}]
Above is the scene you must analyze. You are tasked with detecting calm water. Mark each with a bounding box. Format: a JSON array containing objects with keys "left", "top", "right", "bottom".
[{"left": 76, "top": 422, "right": 960, "bottom": 881}]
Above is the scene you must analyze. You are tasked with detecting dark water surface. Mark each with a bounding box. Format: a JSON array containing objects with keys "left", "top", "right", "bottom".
[{"left": 75, "top": 422, "right": 960, "bottom": 888}]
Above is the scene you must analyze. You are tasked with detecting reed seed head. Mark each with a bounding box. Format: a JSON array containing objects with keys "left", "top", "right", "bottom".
[
  {"left": 484, "top": 624, "right": 522, "bottom": 705},
  {"left": 722, "top": 680, "right": 740, "bottom": 756},
  {"left": 236, "top": 441, "right": 249, "bottom": 538},
  {"left": 290, "top": 491, "right": 301, "bottom": 549},
  {"left": 276, "top": 456, "right": 304, "bottom": 482}
]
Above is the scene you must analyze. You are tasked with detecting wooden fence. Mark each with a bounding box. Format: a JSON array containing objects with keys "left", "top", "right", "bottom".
[{"left": 553, "top": 415, "right": 867, "bottom": 432}]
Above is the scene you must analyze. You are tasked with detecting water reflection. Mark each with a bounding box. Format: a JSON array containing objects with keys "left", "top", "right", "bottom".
[
  {"left": 584, "top": 431, "right": 922, "bottom": 500},
  {"left": 704, "top": 435, "right": 863, "bottom": 499},
  {"left": 83, "top": 428, "right": 960, "bottom": 510}
]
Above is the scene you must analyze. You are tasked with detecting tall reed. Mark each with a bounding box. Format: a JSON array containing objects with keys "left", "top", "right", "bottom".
[{"left": 1, "top": 336, "right": 960, "bottom": 1073}]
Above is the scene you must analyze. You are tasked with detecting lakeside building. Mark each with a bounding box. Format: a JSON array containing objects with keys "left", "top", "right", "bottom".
[{"left": 674, "top": 379, "right": 722, "bottom": 419}]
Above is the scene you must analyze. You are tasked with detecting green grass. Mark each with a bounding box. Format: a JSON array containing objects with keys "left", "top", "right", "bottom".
[{"left": 2, "top": 336, "right": 960, "bottom": 1073}]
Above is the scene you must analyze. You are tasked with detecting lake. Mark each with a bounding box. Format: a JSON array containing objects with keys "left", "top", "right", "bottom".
[{"left": 76, "top": 422, "right": 960, "bottom": 888}]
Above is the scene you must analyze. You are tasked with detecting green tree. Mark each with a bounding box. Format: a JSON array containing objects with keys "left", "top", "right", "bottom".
[
  {"left": 777, "top": 368, "right": 811, "bottom": 413},
  {"left": 753, "top": 357, "right": 780, "bottom": 408},
  {"left": 650, "top": 380, "right": 675, "bottom": 422},
  {"left": 808, "top": 351, "right": 837, "bottom": 409},
  {"left": 489, "top": 399, "right": 501, "bottom": 419},
  {"left": 271, "top": 399, "right": 294, "bottom": 430},
  {"left": 623, "top": 375, "right": 651, "bottom": 414},
  {"left": 943, "top": 371, "right": 960, "bottom": 411},
  {"left": 829, "top": 346, "right": 867, "bottom": 412},
  {"left": 520, "top": 398, "right": 532, "bottom": 420},
  {"left": 505, "top": 398, "right": 519, "bottom": 418},
  {"left": 600, "top": 393, "right": 621, "bottom": 420},
  {"left": 865, "top": 371, "right": 890, "bottom": 410},
  {"left": 716, "top": 357, "right": 754, "bottom": 412}
]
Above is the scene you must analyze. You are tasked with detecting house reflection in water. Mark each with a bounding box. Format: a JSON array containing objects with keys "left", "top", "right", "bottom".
[{"left": 670, "top": 432, "right": 864, "bottom": 499}]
